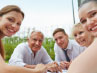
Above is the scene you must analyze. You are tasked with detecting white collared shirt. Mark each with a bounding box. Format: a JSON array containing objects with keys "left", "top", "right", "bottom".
[
  {"left": 54, "top": 40, "right": 86, "bottom": 62},
  {"left": 9, "top": 42, "right": 53, "bottom": 66}
]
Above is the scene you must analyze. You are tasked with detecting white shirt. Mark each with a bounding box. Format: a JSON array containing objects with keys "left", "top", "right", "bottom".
[
  {"left": 9, "top": 42, "right": 53, "bottom": 66},
  {"left": 54, "top": 40, "right": 85, "bottom": 62}
]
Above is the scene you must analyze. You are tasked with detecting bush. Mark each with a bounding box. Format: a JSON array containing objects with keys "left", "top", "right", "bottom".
[{"left": 3, "top": 36, "right": 27, "bottom": 61}]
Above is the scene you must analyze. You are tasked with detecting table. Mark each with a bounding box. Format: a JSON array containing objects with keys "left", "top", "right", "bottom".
[{"left": 47, "top": 70, "right": 67, "bottom": 73}]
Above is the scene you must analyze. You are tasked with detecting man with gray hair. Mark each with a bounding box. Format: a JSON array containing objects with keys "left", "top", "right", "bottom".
[{"left": 9, "top": 31, "right": 61, "bottom": 72}]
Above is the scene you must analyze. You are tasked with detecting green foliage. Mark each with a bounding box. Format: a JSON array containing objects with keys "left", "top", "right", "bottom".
[
  {"left": 2, "top": 36, "right": 55, "bottom": 61},
  {"left": 43, "top": 38, "right": 55, "bottom": 60},
  {"left": 3, "top": 36, "right": 27, "bottom": 61}
]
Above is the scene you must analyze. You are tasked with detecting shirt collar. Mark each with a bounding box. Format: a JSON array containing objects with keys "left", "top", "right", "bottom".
[
  {"left": 65, "top": 40, "right": 72, "bottom": 50},
  {"left": 26, "top": 42, "right": 32, "bottom": 54}
]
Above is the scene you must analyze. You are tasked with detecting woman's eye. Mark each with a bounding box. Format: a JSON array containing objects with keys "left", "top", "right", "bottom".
[
  {"left": 17, "top": 23, "right": 21, "bottom": 26},
  {"left": 8, "top": 18, "right": 15, "bottom": 22},
  {"left": 90, "top": 12, "right": 97, "bottom": 17},
  {"left": 74, "top": 34, "right": 77, "bottom": 37},
  {"left": 79, "top": 31, "right": 83, "bottom": 35},
  {"left": 80, "top": 19, "right": 87, "bottom": 24}
]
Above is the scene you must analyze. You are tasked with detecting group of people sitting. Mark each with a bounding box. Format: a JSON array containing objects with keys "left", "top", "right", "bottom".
[
  {"left": 8, "top": 22, "right": 94, "bottom": 72},
  {"left": 1, "top": 0, "right": 97, "bottom": 73}
]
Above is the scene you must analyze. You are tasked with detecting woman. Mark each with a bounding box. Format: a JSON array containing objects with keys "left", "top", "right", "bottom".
[
  {"left": 0, "top": 5, "right": 47, "bottom": 73},
  {"left": 72, "top": 23, "right": 94, "bottom": 47},
  {"left": 67, "top": 0, "right": 97, "bottom": 73}
]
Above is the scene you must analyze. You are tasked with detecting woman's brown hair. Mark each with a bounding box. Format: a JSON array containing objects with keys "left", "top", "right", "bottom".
[
  {"left": 0, "top": 5, "right": 24, "bottom": 59},
  {"left": 0, "top": 39, "right": 4, "bottom": 59},
  {"left": 0, "top": 5, "right": 24, "bottom": 18}
]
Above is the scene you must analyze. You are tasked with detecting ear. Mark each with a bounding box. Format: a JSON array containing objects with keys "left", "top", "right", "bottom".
[{"left": 27, "top": 37, "right": 29, "bottom": 41}]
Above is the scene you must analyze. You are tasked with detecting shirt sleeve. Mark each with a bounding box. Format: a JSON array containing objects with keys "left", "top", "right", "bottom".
[
  {"left": 41, "top": 47, "right": 53, "bottom": 64},
  {"left": 79, "top": 46, "right": 86, "bottom": 54},
  {"left": 54, "top": 43, "right": 61, "bottom": 62},
  {"left": 8, "top": 43, "right": 27, "bottom": 67}
]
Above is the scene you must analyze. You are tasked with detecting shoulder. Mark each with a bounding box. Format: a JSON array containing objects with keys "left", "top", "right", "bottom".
[
  {"left": 17, "top": 42, "right": 27, "bottom": 47},
  {"left": 39, "top": 46, "right": 47, "bottom": 52},
  {"left": 15, "top": 42, "right": 28, "bottom": 51},
  {"left": 69, "top": 40, "right": 85, "bottom": 49},
  {"left": 54, "top": 43, "right": 60, "bottom": 49},
  {"left": 69, "top": 40, "right": 79, "bottom": 46}
]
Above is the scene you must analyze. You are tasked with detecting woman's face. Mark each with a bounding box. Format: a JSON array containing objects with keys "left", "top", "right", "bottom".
[
  {"left": 79, "top": 2, "right": 97, "bottom": 37},
  {"left": 0, "top": 11, "right": 23, "bottom": 37},
  {"left": 73, "top": 27, "right": 93, "bottom": 47}
]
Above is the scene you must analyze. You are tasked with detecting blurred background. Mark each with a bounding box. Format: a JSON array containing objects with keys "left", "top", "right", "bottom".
[{"left": 0, "top": 0, "right": 84, "bottom": 61}]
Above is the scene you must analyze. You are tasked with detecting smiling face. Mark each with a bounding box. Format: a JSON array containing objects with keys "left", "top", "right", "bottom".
[
  {"left": 79, "top": 1, "right": 97, "bottom": 37},
  {"left": 73, "top": 24, "right": 94, "bottom": 47},
  {"left": 28, "top": 32, "right": 44, "bottom": 53},
  {"left": 0, "top": 11, "right": 23, "bottom": 37},
  {"left": 54, "top": 31, "right": 68, "bottom": 49}
]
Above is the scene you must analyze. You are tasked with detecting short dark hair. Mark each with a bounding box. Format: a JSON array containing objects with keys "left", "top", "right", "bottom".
[{"left": 53, "top": 28, "right": 66, "bottom": 36}]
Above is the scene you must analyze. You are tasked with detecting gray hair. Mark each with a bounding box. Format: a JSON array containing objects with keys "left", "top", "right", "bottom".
[{"left": 27, "top": 30, "right": 44, "bottom": 39}]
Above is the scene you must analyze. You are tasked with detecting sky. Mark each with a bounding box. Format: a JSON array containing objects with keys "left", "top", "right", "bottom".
[{"left": 0, "top": 0, "right": 79, "bottom": 38}]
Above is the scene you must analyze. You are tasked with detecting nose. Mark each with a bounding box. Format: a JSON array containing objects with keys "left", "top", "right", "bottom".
[
  {"left": 12, "top": 23, "right": 17, "bottom": 27},
  {"left": 76, "top": 35, "right": 81, "bottom": 39},
  {"left": 11, "top": 23, "right": 20, "bottom": 31},
  {"left": 36, "top": 41, "right": 40, "bottom": 45},
  {"left": 57, "top": 39, "right": 61, "bottom": 44}
]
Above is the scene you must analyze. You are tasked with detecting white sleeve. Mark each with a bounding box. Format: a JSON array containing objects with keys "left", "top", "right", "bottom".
[
  {"left": 8, "top": 43, "right": 26, "bottom": 67},
  {"left": 41, "top": 47, "right": 53, "bottom": 64},
  {"left": 54, "top": 43, "right": 61, "bottom": 62},
  {"left": 79, "top": 46, "right": 86, "bottom": 54}
]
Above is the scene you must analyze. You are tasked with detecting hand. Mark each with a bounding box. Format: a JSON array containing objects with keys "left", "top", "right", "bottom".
[
  {"left": 60, "top": 61, "right": 72, "bottom": 69},
  {"left": 47, "top": 62, "right": 62, "bottom": 72},
  {"left": 35, "top": 64, "right": 47, "bottom": 73}
]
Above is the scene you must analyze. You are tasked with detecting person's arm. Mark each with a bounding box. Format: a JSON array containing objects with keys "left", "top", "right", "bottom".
[
  {"left": 24, "top": 64, "right": 36, "bottom": 69},
  {"left": 0, "top": 55, "right": 47, "bottom": 73},
  {"left": 54, "top": 44, "right": 62, "bottom": 62},
  {"left": 46, "top": 62, "right": 62, "bottom": 72},
  {"left": 60, "top": 61, "right": 71, "bottom": 70},
  {"left": 41, "top": 47, "right": 53, "bottom": 64},
  {"left": 67, "top": 38, "right": 97, "bottom": 73},
  {"left": 41, "top": 47, "right": 62, "bottom": 72},
  {"left": 9, "top": 43, "right": 27, "bottom": 66}
]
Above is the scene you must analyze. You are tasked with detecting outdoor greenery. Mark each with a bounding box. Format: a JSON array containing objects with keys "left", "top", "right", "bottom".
[{"left": 2, "top": 36, "right": 55, "bottom": 61}]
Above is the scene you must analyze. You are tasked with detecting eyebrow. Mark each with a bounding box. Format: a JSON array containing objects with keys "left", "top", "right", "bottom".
[{"left": 87, "top": 10, "right": 97, "bottom": 15}]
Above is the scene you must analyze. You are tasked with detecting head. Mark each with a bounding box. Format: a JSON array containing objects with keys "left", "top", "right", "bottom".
[
  {"left": 72, "top": 23, "right": 94, "bottom": 47},
  {"left": 28, "top": 31, "right": 44, "bottom": 53},
  {"left": 79, "top": 0, "right": 97, "bottom": 37},
  {"left": 0, "top": 5, "right": 24, "bottom": 38},
  {"left": 53, "top": 28, "right": 69, "bottom": 49}
]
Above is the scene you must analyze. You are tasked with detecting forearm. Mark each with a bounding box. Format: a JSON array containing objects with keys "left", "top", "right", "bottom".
[
  {"left": 3, "top": 64, "right": 38, "bottom": 73},
  {"left": 24, "top": 64, "right": 36, "bottom": 69}
]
